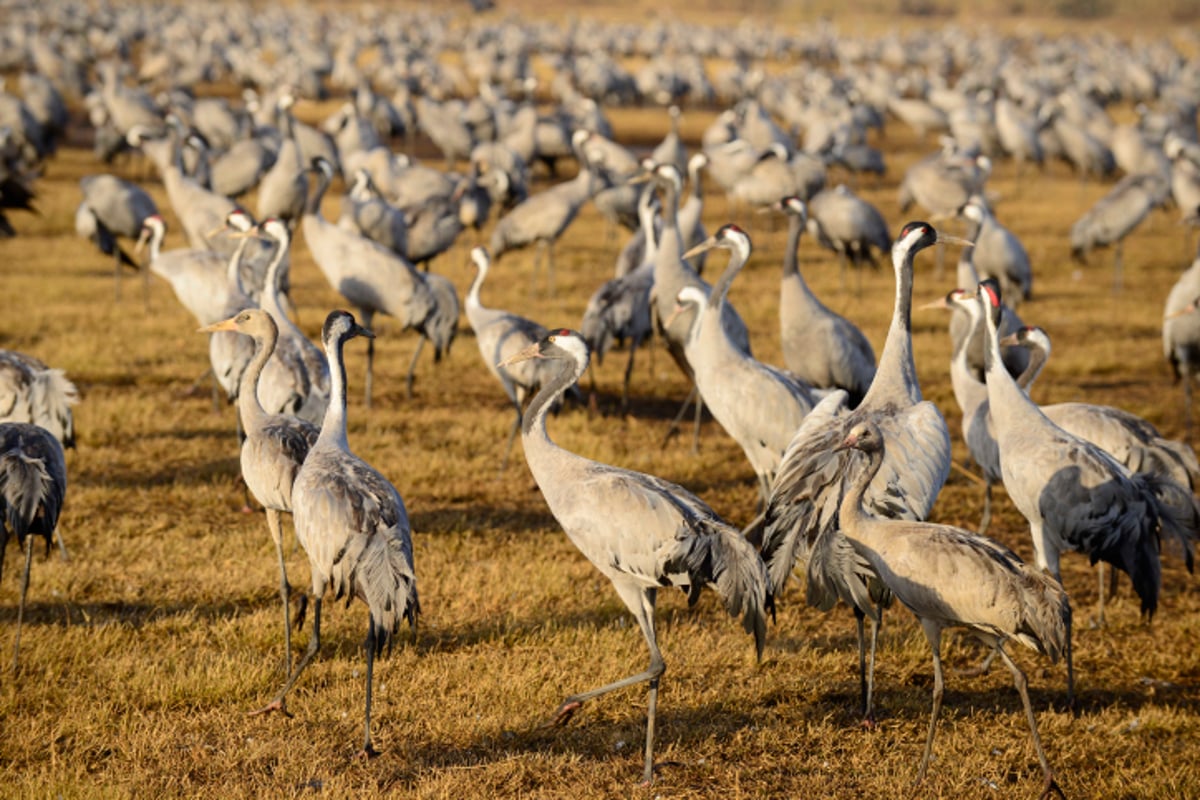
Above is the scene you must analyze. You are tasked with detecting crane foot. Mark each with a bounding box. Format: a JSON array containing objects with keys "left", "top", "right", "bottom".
[
  {"left": 353, "top": 743, "right": 380, "bottom": 760},
  {"left": 1039, "top": 772, "right": 1065, "bottom": 800},
  {"left": 859, "top": 714, "right": 877, "bottom": 731},
  {"left": 248, "top": 698, "right": 292, "bottom": 718},
  {"left": 547, "top": 699, "right": 583, "bottom": 727}
]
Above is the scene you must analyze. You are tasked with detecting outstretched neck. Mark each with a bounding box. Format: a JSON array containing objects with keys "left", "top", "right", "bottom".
[
  {"left": 863, "top": 248, "right": 919, "bottom": 406},
  {"left": 317, "top": 334, "right": 351, "bottom": 451}
]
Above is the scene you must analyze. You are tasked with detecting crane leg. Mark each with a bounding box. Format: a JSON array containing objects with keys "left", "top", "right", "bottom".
[
  {"left": 661, "top": 385, "right": 698, "bottom": 449},
  {"left": 1112, "top": 243, "right": 1123, "bottom": 293},
  {"left": 855, "top": 605, "right": 883, "bottom": 725},
  {"left": 266, "top": 508, "right": 293, "bottom": 675},
  {"left": 620, "top": 339, "right": 640, "bottom": 415},
  {"left": 251, "top": 595, "right": 322, "bottom": 717},
  {"left": 357, "top": 624, "right": 380, "bottom": 759},
  {"left": 549, "top": 585, "right": 665, "bottom": 785},
  {"left": 501, "top": 408, "right": 521, "bottom": 471},
  {"left": 1092, "top": 563, "right": 1107, "bottom": 628},
  {"left": 547, "top": 242, "right": 556, "bottom": 296},
  {"left": 979, "top": 478, "right": 993, "bottom": 535},
  {"left": 691, "top": 393, "right": 704, "bottom": 455},
  {"left": 867, "top": 606, "right": 881, "bottom": 722},
  {"left": 53, "top": 528, "right": 70, "bottom": 562},
  {"left": 994, "top": 644, "right": 1063, "bottom": 799},
  {"left": 530, "top": 241, "right": 544, "bottom": 295},
  {"left": 854, "top": 608, "right": 869, "bottom": 719},
  {"left": 11, "top": 535, "right": 35, "bottom": 671},
  {"left": 406, "top": 337, "right": 427, "bottom": 400},
  {"left": 113, "top": 248, "right": 123, "bottom": 302},
  {"left": 916, "top": 620, "right": 944, "bottom": 783}
]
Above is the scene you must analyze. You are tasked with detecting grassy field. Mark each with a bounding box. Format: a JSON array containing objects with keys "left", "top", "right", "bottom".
[{"left": 3, "top": 20, "right": 1200, "bottom": 800}]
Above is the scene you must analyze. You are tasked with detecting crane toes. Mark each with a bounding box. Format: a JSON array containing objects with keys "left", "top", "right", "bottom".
[
  {"left": 1039, "top": 772, "right": 1065, "bottom": 800},
  {"left": 859, "top": 713, "right": 877, "bottom": 731},
  {"left": 248, "top": 698, "right": 292, "bottom": 718},
  {"left": 353, "top": 743, "right": 380, "bottom": 760},
  {"left": 548, "top": 699, "right": 583, "bottom": 727}
]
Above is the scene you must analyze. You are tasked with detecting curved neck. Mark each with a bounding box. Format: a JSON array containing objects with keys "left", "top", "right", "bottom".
[
  {"left": 317, "top": 333, "right": 351, "bottom": 450},
  {"left": 148, "top": 224, "right": 164, "bottom": 263},
  {"left": 522, "top": 355, "right": 585, "bottom": 439},
  {"left": 307, "top": 168, "right": 332, "bottom": 216},
  {"left": 237, "top": 328, "right": 275, "bottom": 431},
  {"left": 782, "top": 214, "right": 805, "bottom": 281},
  {"left": 467, "top": 265, "right": 487, "bottom": 309},
  {"left": 687, "top": 161, "right": 703, "bottom": 202},
  {"left": 261, "top": 237, "right": 290, "bottom": 317},
  {"left": 658, "top": 179, "right": 679, "bottom": 229},
  {"left": 709, "top": 244, "right": 747, "bottom": 312},
  {"left": 838, "top": 445, "right": 884, "bottom": 533},
  {"left": 864, "top": 245, "right": 919, "bottom": 405},
  {"left": 227, "top": 234, "right": 254, "bottom": 293},
  {"left": 1015, "top": 340, "right": 1048, "bottom": 391}
]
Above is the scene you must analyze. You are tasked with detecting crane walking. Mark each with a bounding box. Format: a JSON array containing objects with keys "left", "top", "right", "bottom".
[
  {"left": 835, "top": 420, "right": 1069, "bottom": 799},
  {"left": 500, "top": 329, "right": 771, "bottom": 784}
]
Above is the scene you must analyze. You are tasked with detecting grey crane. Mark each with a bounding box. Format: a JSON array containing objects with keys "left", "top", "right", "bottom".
[
  {"left": 499, "top": 328, "right": 771, "bottom": 785},
  {"left": 0, "top": 350, "right": 79, "bottom": 450},
  {"left": 465, "top": 246, "right": 561, "bottom": 469},
  {"left": 898, "top": 146, "right": 990, "bottom": 222},
  {"left": 249, "top": 218, "right": 331, "bottom": 427},
  {"left": 757, "top": 222, "right": 956, "bottom": 723},
  {"left": 489, "top": 134, "right": 595, "bottom": 293},
  {"left": 640, "top": 162, "right": 751, "bottom": 449},
  {"left": 75, "top": 174, "right": 158, "bottom": 300},
  {"left": 1070, "top": 172, "right": 1168, "bottom": 290},
  {"left": 254, "top": 92, "right": 308, "bottom": 227},
  {"left": 338, "top": 168, "right": 408, "bottom": 256},
  {"left": 649, "top": 105, "right": 687, "bottom": 177},
  {"left": 929, "top": 243, "right": 1029, "bottom": 383},
  {"left": 199, "top": 309, "right": 318, "bottom": 678},
  {"left": 1005, "top": 325, "right": 1200, "bottom": 493},
  {"left": 675, "top": 225, "right": 817, "bottom": 502},
  {"left": 252, "top": 310, "right": 418, "bottom": 759},
  {"left": 960, "top": 195, "right": 1033, "bottom": 306},
  {"left": 0, "top": 421, "right": 67, "bottom": 670},
  {"left": 303, "top": 157, "right": 458, "bottom": 404},
  {"left": 187, "top": 134, "right": 276, "bottom": 200},
  {"left": 403, "top": 189, "right": 465, "bottom": 271},
  {"left": 805, "top": 184, "right": 892, "bottom": 290},
  {"left": 128, "top": 126, "right": 239, "bottom": 256},
  {"left": 980, "top": 280, "right": 1196, "bottom": 628},
  {"left": 835, "top": 420, "right": 1069, "bottom": 798},
  {"left": 581, "top": 185, "right": 657, "bottom": 410},
  {"left": 775, "top": 196, "right": 876, "bottom": 406}
]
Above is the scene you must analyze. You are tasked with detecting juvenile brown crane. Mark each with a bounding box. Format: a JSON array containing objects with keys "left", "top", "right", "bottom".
[
  {"left": 501, "top": 329, "right": 771, "bottom": 785},
  {"left": 200, "top": 309, "right": 318, "bottom": 679},
  {"left": 835, "top": 420, "right": 1070, "bottom": 798}
]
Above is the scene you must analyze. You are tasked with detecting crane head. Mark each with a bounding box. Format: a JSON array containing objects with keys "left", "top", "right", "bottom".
[{"left": 835, "top": 421, "right": 883, "bottom": 455}]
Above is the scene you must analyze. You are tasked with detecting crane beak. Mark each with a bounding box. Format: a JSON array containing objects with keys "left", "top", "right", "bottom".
[
  {"left": 204, "top": 223, "right": 228, "bottom": 240},
  {"left": 199, "top": 317, "right": 239, "bottom": 334},
  {"left": 353, "top": 323, "right": 375, "bottom": 340},
  {"left": 133, "top": 226, "right": 151, "bottom": 257},
  {"left": 917, "top": 296, "right": 949, "bottom": 311},
  {"left": 833, "top": 432, "right": 858, "bottom": 452},
  {"left": 682, "top": 236, "right": 717, "bottom": 261},
  {"left": 997, "top": 332, "right": 1020, "bottom": 346},
  {"left": 1166, "top": 304, "right": 1197, "bottom": 320},
  {"left": 498, "top": 340, "right": 541, "bottom": 368},
  {"left": 626, "top": 171, "right": 653, "bottom": 186},
  {"left": 936, "top": 234, "right": 974, "bottom": 248}
]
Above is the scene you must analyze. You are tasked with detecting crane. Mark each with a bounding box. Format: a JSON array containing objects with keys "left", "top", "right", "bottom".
[
  {"left": 979, "top": 280, "right": 1196, "bottom": 629},
  {"left": 757, "top": 221, "right": 957, "bottom": 723},
  {"left": 499, "top": 329, "right": 771, "bottom": 785},
  {"left": 252, "top": 310, "right": 418, "bottom": 759},
  {"left": 1, "top": 422, "right": 67, "bottom": 670},
  {"left": 464, "top": 246, "right": 562, "bottom": 469},
  {"left": 775, "top": 196, "right": 876, "bottom": 406},
  {"left": 302, "top": 156, "right": 458, "bottom": 405},
  {"left": 75, "top": 174, "right": 158, "bottom": 300},
  {"left": 675, "top": 225, "right": 817, "bottom": 503},
  {"left": 835, "top": 420, "right": 1069, "bottom": 798},
  {"left": 199, "top": 309, "right": 318, "bottom": 677}
]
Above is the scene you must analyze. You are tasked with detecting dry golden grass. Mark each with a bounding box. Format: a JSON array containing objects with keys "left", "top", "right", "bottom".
[{"left": 4, "top": 31, "right": 1200, "bottom": 800}]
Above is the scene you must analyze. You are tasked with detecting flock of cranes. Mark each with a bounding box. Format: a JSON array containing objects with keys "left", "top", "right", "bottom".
[{"left": 4, "top": 1, "right": 1200, "bottom": 793}]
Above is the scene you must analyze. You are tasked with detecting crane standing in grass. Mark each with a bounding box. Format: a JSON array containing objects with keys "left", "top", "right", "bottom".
[
  {"left": 1, "top": 422, "right": 67, "bottom": 670},
  {"left": 835, "top": 419, "right": 1069, "bottom": 799},
  {"left": 500, "top": 328, "right": 771, "bottom": 785},
  {"left": 252, "top": 311, "right": 418, "bottom": 760},
  {"left": 199, "top": 309, "right": 318, "bottom": 678},
  {"left": 757, "top": 222, "right": 957, "bottom": 724}
]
